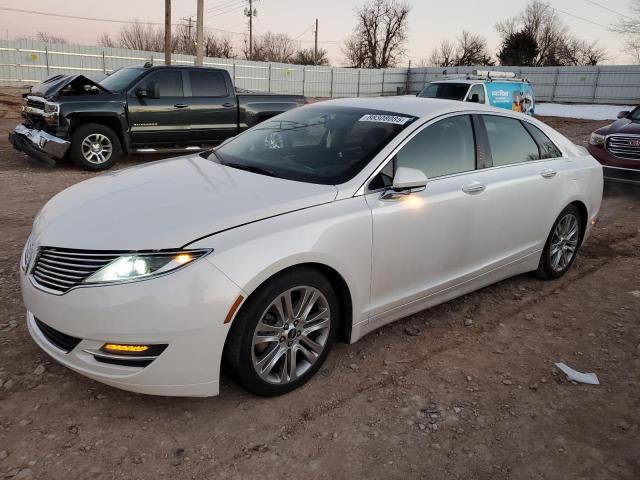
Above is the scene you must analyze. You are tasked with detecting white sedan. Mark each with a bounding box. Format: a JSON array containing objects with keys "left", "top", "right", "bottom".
[{"left": 20, "top": 97, "right": 603, "bottom": 397}]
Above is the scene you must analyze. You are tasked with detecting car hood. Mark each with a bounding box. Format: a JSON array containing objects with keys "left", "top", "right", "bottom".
[
  {"left": 29, "top": 74, "right": 110, "bottom": 99},
  {"left": 32, "top": 155, "right": 338, "bottom": 250},
  {"left": 598, "top": 118, "right": 640, "bottom": 135}
]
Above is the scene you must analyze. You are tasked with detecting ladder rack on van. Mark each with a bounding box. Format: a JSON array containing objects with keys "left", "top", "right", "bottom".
[{"left": 440, "top": 69, "right": 529, "bottom": 83}]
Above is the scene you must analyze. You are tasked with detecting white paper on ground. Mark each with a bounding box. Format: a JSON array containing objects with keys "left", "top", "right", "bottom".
[{"left": 555, "top": 362, "right": 600, "bottom": 385}]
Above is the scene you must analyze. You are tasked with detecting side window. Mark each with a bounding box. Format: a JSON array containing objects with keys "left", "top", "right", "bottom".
[
  {"left": 189, "top": 70, "right": 228, "bottom": 97},
  {"left": 394, "top": 115, "right": 476, "bottom": 179},
  {"left": 467, "top": 84, "right": 485, "bottom": 104},
  {"left": 140, "top": 71, "right": 183, "bottom": 97},
  {"left": 523, "top": 123, "right": 562, "bottom": 159},
  {"left": 483, "top": 115, "right": 539, "bottom": 166}
]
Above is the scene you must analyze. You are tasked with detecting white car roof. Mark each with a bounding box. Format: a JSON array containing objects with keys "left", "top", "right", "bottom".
[{"left": 308, "top": 96, "right": 513, "bottom": 120}]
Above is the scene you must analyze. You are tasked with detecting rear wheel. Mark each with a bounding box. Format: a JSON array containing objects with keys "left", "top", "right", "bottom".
[
  {"left": 70, "top": 123, "right": 121, "bottom": 171},
  {"left": 536, "top": 205, "right": 583, "bottom": 279},
  {"left": 224, "top": 268, "right": 338, "bottom": 396}
]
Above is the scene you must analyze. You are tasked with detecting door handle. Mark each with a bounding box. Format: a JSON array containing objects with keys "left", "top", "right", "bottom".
[
  {"left": 541, "top": 168, "right": 557, "bottom": 179},
  {"left": 462, "top": 181, "right": 486, "bottom": 194},
  {"left": 222, "top": 102, "right": 235, "bottom": 108},
  {"left": 173, "top": 103, "right": 189, "bottom": 109}
]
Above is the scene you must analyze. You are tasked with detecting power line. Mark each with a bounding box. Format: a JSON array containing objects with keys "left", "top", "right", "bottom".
[
  {"left": 582, "top": 0, "right": 633, "bottom": 20},
  {"left": 546, "top": 3, "right": 612, "bottom": 30},
  {"left": 0, "top": 6, "right": 178, "bottom": 26}
]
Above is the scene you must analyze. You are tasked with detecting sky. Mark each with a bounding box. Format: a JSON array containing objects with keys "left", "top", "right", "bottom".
[{"left": 0, "top": 0, "right": 631, "bottom": 65}]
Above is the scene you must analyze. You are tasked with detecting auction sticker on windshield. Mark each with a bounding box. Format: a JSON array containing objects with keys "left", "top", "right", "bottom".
[{"left": 358, "top": 114, "right": 413, "bottom": 125}]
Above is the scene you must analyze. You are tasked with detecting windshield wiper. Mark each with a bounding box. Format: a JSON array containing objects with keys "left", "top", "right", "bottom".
[{"left": 223, "top": 162, "right": 277, "bottom": 177}]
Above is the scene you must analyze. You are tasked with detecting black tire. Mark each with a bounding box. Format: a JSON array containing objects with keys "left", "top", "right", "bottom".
[
  {"left": 224, "top": 267, "right": 339, "bottom": 396},
  {"left": 535, "top": 204, "right": 583, "bottom": 279},
  {"left": 70, "top": 123, "right": 121, "bottom": 171}
]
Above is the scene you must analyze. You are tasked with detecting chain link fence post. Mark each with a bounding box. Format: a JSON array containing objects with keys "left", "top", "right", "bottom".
[
  {"left": 44, "top": 46, "right": 49, "bottom": 76},
  {"left": 381, "top": 70, "right": 385, "bottom": 96},
  {"left": 330, "top": 69, "right": 334, "bottom": 98},
  {"left": 268, "top": 63, "right": 271, "bottom": 92},
  {"left": 102, "top": 51, "right": 106, "bottom": 74},
  {"left": 357, "top": 69, "right": 361, "bottom": 97}
]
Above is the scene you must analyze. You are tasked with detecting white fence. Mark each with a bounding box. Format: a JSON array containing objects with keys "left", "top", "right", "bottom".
[
  {"left": 2, "top": 39, "right": 640, "bottom": 104},
  {"left": 0, "top": 39, "right": 408, "bottom": 98}
]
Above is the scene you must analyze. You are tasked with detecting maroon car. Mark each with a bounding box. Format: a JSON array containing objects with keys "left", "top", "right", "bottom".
[{"left": 588, "top": 107, "right": 640, "bottom": 183}]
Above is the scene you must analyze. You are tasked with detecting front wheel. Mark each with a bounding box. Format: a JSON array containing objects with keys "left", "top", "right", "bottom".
[
  {"left": 224, "top": 268, "right": 338, "bottom": 396},
  {"left": 70, "top": 123, "right": 121, "bottom": 171},
  {"left": 536, "top": 205, "right": 583, "bottom": 279}
]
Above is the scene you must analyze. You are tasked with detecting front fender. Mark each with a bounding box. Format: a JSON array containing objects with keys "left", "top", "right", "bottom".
[{"left": 188, "top": 196, "right": 373, "bottom": 328}]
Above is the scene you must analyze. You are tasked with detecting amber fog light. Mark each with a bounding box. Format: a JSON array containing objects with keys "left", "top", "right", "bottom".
[{"left": 101, "top": 343, "right": 167, "bottom": 356}]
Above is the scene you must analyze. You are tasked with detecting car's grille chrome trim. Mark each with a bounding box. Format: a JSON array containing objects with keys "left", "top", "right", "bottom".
[
  {"left": 30, "top": 247, "right": 123, "bottom": 294},
  {"left": 606, "top": 135, "right": 640, "bottom": 160}
]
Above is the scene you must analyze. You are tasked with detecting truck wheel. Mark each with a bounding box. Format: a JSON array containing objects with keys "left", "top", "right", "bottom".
[{"left": 70, "top": 123, "right": 121, "bottom": 171}]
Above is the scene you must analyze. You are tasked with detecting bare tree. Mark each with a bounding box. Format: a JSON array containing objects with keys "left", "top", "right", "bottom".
[
  {"left": 496, "top": 0, "right": 607, "bottom": 66},
  {"left": 454, "top": 31, "right": 494, "bottom": 66},
  {"left": 496, "top": 1, "right": 567, "bottom": 66},
  {"left": 558, "top": 38, "right": 607, "bottom": 66},
  {"left": 342, "top": 36, "right": 368, "bottom": 67},
  {"left": 427, "top": 32, "right": 493, "bottom": 67},
  {"left": 612, "top": 0, "right": 640, "bottom": 63},
  {"left": 428, "top": 40, "right": 456, "bottom": 67},
  {"left": 97, "top": 33, "right": 118, "bottom": 48},
  {"left": 35, "top": 32, "right": 68, "bottom": 44},
  {"left": 117, "top": 22, "right": 164, "bottom": 52},
  {"left": 97, "top": 21, "right": 234, "bottom": 58},
  {"left": 342, "top": 0, "right": 411, "bottom": 68},
  {"left": 247, "top": 32, "right": 299, "bottom": 63},
  {"left": 291, "top": 48, "right": 330, "bottom": 66}
]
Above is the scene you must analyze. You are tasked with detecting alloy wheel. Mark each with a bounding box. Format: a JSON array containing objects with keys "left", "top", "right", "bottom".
[
  {"left": 81, "top": 133, "right": 113, "bottom": 164},
  {"left": 251, "top": 286, "right": 331, "bottom": 385},
  {"left": 549, "top": 213, "right": 579, "bottom": 272}
]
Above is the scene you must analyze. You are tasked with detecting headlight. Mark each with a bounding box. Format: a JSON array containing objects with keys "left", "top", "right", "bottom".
[
  {"left": 20, "top": 233, "right": 35, "bottom": 273},
  {"left": 43, "top": 101, "right": 59, "bottom": 114},
  {"left": 589, "top": 133, "right": 606, "bottom": 146},
  {"left": 83, "top": 249, "right": 211, "bottom": 284}
]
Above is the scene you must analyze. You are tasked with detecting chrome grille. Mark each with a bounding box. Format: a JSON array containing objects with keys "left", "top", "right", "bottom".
[
  {"left": 606, "top": 135, "right": 640, "bottom": 160},
  {"left": 31, "top": 247, "right": 123, "bottom": 293}
]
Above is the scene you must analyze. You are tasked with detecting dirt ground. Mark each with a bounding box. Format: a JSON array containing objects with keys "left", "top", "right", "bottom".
[{"left": 0, "top": 88, "right": 639, "bottom": 480}]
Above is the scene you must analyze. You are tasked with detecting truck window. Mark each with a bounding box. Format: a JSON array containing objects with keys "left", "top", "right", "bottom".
[
  {"left": 189, "top": 70, "right": 228, "bottom": 97},
  {"left": 140, "top": 71, "right": 183, "bottom": 97},
  {"left": 467, "top": 84, "right": 485, "bottom": 104}
]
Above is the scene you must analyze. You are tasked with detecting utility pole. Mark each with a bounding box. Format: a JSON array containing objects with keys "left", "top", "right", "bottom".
[
  {"left": 314, "top": 18, "right": 318, "bottom": 65},
  {"left": 164, "top": 0, "right": 171, "bottom": 65},
  {"left": 195, "top": 0, "right": 204, "bottom": 65},
  {"left": 244, "top": 0, "right": 257, "bottom": 60}
]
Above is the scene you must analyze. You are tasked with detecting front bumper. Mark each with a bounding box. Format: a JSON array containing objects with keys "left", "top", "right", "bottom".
[
  {"left": 21, "top": 257, "right": 245, "bottom": 397},
  {"left": 9, "top": 124, "right": 70, "bottom": 165}
]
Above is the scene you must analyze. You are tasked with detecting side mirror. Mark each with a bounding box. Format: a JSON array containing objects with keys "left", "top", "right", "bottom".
[
  {"left": 617, "top": 110, "right": 630, "bottom": 119},
  {"left": 381, "top": 167, "right": 428, "bottom": 200},
  {"left": 468, "top": 93, "right": 480, "bottom": 103}
]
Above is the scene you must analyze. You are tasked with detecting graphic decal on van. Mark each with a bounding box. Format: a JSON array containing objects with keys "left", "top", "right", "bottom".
[{"left": 485, "top": 83, "right": 535, "bottom": 115}]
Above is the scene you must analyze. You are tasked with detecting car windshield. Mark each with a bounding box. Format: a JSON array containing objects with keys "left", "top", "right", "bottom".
[
  {"left": 99, "top": 67, "right": 145, "bottom": 92},
  {"left": 209, "top": 106, "right": 417, "bottom": 185},
  {"left": 629, "top": 108, "right": 640, "bottom": 121},
  {"left": 418, "top": 83, "right": 470, "bottom": 101}
]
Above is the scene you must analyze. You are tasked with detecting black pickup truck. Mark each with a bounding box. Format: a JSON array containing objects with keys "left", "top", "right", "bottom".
[{"left": 9, "top": 65, "right": 305, "bottom": 170}]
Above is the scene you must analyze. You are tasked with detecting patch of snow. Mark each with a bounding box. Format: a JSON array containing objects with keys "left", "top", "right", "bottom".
[{"left": 535, "top": 103, "right": 635, "bottom": 121}]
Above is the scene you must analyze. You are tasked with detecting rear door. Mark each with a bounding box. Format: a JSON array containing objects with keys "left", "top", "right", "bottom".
[
  {"left": 187, "top": 69, "right": 238, "bottom": 143},
  {"left": 465, "top": 114, "right": 566, "bottom": 270},
  {"left": 127, "top": 70, "right": 190, "bottom": 146}
]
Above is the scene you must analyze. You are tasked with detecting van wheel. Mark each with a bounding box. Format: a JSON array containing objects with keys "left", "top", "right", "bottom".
[{"left": 70, "top": 123, "right": 121, "bottom": 171}]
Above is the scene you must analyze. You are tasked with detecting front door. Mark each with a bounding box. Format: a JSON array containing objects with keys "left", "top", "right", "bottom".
[
  {"left": 128, "top": 69, "right": 190, "bottom": 146},
  {"left": 365, "top": 114, "right": 482, "bottom": 324},
  {"left": 187, "top": 69, "right": 238, "bottom": 144}
]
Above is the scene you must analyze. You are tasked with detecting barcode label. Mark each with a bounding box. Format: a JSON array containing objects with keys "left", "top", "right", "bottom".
[{"left": 358, "top": 114, "right": 412, "bottom": 125}]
